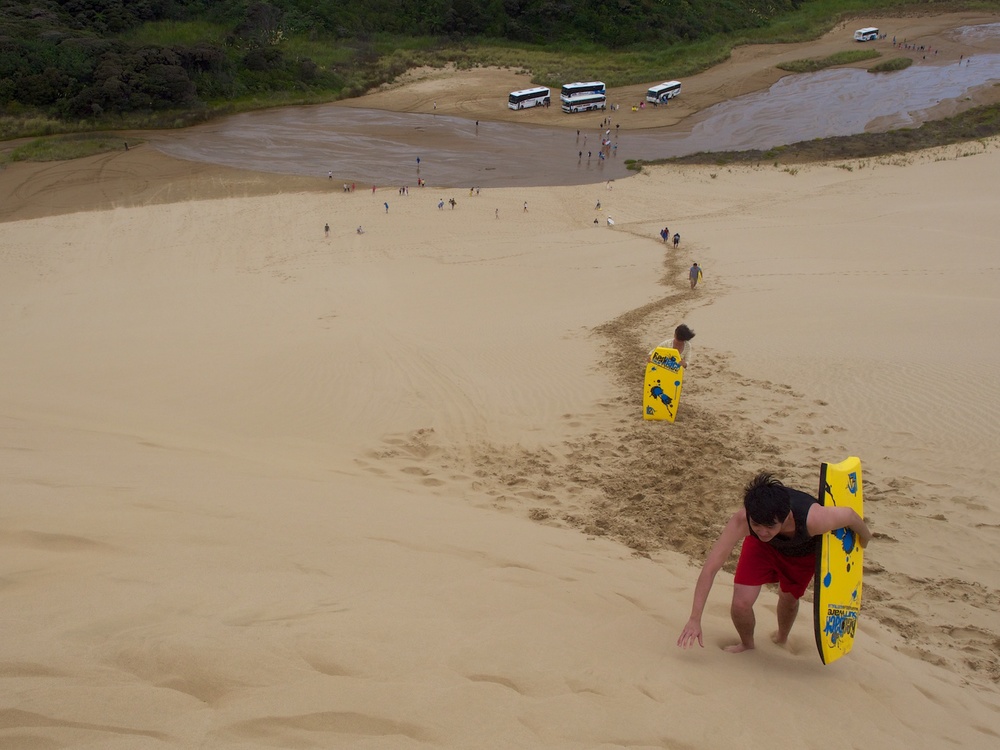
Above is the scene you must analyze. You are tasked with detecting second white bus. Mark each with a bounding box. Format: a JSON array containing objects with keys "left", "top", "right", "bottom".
[
  {"left": 561, "top": 93, "right": 607, "bottom": 113},
  {"left": 508, "top": 87, "right": 551, "bottom": 110},
  {"left": 646, "top": 80, "right": 682, "bottom": 104},
  {"left": 561, "top": 81, "right": 606, "bottom": 99}
]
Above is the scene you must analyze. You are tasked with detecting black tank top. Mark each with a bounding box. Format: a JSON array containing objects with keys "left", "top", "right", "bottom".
[{"left": 749, "top": 488, "right": 819, "bottom": 557}]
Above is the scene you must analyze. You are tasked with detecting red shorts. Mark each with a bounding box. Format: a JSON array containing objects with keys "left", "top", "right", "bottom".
[{"left": 734, "top": 534, "right": 816, "bottom": 599}]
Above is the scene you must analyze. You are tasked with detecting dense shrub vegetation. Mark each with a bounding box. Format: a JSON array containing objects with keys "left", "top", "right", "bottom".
[{"left": 0, "top": 0, "right": 811, "bottom": 122}]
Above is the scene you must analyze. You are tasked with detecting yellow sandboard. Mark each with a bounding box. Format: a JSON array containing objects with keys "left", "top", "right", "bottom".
[
  {"left": 814, "top": 457, "right": 864, "bottom": 665},
  {"left": 642, "top": 347, "right": 684, "bottom": 422}
]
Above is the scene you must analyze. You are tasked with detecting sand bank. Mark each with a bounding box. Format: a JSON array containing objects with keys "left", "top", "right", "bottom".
[{"left": 3, "top": 142, "right": 1000, "bottom": 747}]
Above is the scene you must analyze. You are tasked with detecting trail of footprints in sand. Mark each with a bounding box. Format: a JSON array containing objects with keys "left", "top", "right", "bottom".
[
  {"left": 353, "top": 232, "right": 1000, "bottom": 684},
  {"left": 357, "top": 347, "right": 848, "bottom": 556},
  {"left": 358, "top": 348, "right": 1000, "bottom": 684}
]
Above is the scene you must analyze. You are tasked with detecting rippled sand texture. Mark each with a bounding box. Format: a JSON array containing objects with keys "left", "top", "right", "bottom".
[
  {"left": 2, "top": 12, "right": 1000, "bottom": 750},
  {"left": 3, "top": 138, "right": 1000, "bottom": 747}
]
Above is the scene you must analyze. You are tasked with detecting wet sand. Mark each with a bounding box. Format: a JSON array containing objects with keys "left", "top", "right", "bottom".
[{"left": 152, "top": 21, "right": 1000, "bottom": 187}]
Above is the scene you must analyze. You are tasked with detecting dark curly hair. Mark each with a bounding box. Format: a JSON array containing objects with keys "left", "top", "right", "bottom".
[
  {"left": 743, "top": 472, "right": 790, "bottom": 525},
  {"left": 674, "top": 324, "right": 695, "bottom": 341}
]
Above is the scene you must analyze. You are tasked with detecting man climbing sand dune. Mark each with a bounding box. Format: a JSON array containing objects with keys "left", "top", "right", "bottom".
[
  {"left": 678, "top": 473, "right": 872, "bottom": 653},
  {"left": 689, "top": 261, "right": 701, "bottom": 288}
]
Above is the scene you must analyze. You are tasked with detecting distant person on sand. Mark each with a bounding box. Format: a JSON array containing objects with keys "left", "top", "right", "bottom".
[
  {"left": 678, "top": 472, "right": 872, "bottom": 653},
  {"left": 357, "top": 226, "right": 364, "bottom": 234},
  {"left": 324, "top": 223, "right": 329, "bottom": 238},
  {"left": 384, "top": 202, "right": 389, "bottom": 213},
  {"left": 673, "top": 232, "right": 681, "bottom": 248},
  {"left": 524, "top": 201, "right": 528, "bottom": 212},
  {"left": 689, "top": 262, "right": 701, "bottom": 289},
  {"left": 649, "top": 324, "right": 695, "bottom": 368}
]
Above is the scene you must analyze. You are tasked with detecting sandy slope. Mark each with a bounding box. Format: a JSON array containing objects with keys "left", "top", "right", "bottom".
[{"left": 1, "top": 11, "right": 1000, "bottom": 749}]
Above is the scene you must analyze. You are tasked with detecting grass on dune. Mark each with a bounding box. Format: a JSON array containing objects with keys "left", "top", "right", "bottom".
[
  {"left": 868, "top": 56, "right": 914, "bottom": 72},
  {"left": 777, "top": 49, "right": 881, "bottom": 73},
  {"left": 629, "top": 101, "right": 1000, "bottom": 168},
  {"left": 120, "top": 19, "right": 228, "bottom": 46},
  {"left": 2, "top": 133, "right": 135, "bottom": 164}
]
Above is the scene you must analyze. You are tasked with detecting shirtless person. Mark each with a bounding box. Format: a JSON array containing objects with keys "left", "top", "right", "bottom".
[{"left": 677, "top": 472, "right": 872, "bottom": 653}]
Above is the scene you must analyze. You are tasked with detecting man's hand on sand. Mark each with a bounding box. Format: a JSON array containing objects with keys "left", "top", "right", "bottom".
[{"left": 677, "top": 618, "right": 704, "bottom": 649}]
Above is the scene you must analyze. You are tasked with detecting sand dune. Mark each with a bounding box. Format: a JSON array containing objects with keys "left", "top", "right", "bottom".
[
  {"left": 2, "top": 12, "right": 1000, "bottom": 749},
  {"left": 4, "top": 146, "right": 1000, "bottom": 747}
]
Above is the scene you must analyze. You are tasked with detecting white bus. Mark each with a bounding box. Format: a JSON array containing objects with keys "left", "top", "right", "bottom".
[
  {"left": 508, "top": 87, "right": 551, "bottom": 110},
  {"left": 560, "top": 81, "right": 606, "bottom": 100},
  {"left": 561, "top": 93, "right": 607, "bottom": 113},
  {"left": 854, "top": 27, "right": 879, "bottom": 41},
  {"left": 646, "top": 80, "right": 682, "bottom": 104}
]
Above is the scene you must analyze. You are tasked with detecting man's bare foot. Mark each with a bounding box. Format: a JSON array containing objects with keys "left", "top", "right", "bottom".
[
  {"left": 770, "top": 631, "right": 789, "bottom": 647},
  {"left": 723, "top": 642, "right": 755, "bottom": 653}
]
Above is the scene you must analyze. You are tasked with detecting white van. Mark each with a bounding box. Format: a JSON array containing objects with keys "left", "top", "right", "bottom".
[{"left": 854, "top": 27, "right": 879, "bottom": 42}]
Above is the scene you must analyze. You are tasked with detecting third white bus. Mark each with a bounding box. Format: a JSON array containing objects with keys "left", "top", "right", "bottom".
[
  {"left": 646, "top": 80, "right": 682, "bottom": 104},
  {"left": 508, "top": 87, "right": 551, "bottom": 110},
  {"left": 561, "top": 93, "right": 607, "bottom": 113}
]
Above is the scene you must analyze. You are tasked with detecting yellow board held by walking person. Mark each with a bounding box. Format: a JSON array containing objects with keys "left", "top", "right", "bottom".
[{"left": 642, "top": 347, "right": 684, "bottom": 422}]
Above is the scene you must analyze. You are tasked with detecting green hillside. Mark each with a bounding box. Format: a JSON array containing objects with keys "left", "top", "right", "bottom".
[{"left": 0, "top": 1, "right": 995, "bottom": 137}]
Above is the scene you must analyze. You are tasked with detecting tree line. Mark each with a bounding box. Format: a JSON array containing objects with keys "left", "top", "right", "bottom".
[{"left": 0, "top": 0, "right": 805, "bottom": 122}]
